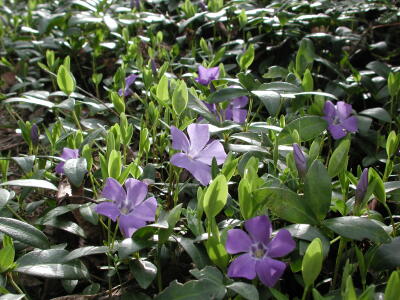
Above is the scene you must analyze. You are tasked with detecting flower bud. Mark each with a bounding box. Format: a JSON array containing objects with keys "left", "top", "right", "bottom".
[
  {"left": 293, "top": 143, "right": 307, "bottom": 178},
  {"left": 30, "top": 124, "right": 39, "bottom": 146},
  {"left": 355, "top": 168, "right": 368, "bottom": 205}
]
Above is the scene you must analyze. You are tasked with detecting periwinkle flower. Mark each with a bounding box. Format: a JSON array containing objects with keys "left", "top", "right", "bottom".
[
  {"left": 355, "top": 168, "right": 369, "bottom": 205},
  {"left": 293, "top": 143, "right": 307, "bottom": 177},
  {"left": 170, "top": 124, "right": 227, "bottom": 186},
  {"left": 224, "top": 96, "right": 248, "bottom": 123},
  {"left": 118, "top": 74, "right": 138, "bottom": 97},
  {"left": 204, "top": 96, "right": 248, "bottom": 123},
  {"left": 226, "top": 215, "right": 295, "bottom": 287},
  {"left": 323, "top": 101, "right": 357, "bottom": 140},
  {"left": 195, "top": 65, "right": 220, "bottom": 86},
  {"left": 95, "top": 178, "right": 157, "bottom": 238},
  {"left": 55, "top": 148, "right": 80, "bottom": 174}
]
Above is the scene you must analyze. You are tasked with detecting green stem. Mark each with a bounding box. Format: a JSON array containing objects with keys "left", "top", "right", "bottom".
[
  {"left": 332, "top": 238, "right": 346, "bottom": 290},
  {"left": 301, "top": 285, "right": 309, "bottom": 300},
  {"left": 8, "top": 273, "right": 29, "bottom": 299},
  {"left": 383, "top": 202, "right": 396, "bottom": 236}
]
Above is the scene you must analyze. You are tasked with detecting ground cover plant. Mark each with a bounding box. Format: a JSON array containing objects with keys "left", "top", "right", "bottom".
[{"left": 1, "top": 0, "right": 400, "bottom": 299}]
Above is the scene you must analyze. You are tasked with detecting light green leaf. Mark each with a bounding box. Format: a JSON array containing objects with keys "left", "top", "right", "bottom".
[{"left": 203, "top": 175, "right": 228, "bottom": 219}]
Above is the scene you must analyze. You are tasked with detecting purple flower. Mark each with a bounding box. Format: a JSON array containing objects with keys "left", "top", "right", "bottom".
[
  {"left": 170, "top": 124, "right": 227, "bottom": 186},
  {"left": 355, "top": 168, "right": 368, "bottom": 205},
  {"left": 224, "top": 96, "right": 248, "bottom": 123},
  {"left": 226, "top": 215, "right": 295, "bottom": 287},
  {"left": 118, "top": 74, "right": 138, "bottom": 97},
  {"left": 293, "top": 143, "right": 307, "bottom": 177},
  {"left": 322, "top": 101, "right": 358, "bottom": 140},
  {"left": 55, "top": 148, "right": 80, "bottom": 174},
  {"left": 195, "top": 66, "right": 219, "bottom": 86},
  {"left": 95, "top": 178, "right": 157, "bottom": 238},
  {"left": 204, "top": 96, "right": 248, "bottom": 123}
]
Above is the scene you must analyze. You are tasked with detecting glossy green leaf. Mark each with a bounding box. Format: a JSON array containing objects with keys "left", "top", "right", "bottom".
[
  {"left": 304, "top": 160, "right": 331, "bottom": 221},
  {"left": 15, "top": 263, "right": 88, "bottom": 279},
  {"left": 57, "top": 65, "right": 76, "bottom": 95},
  {"left": 370, "top": 237, "right": 400, "bottom": 270},
  {"left": 302, "top": 238, "right": 323, "bottom": 287},
  {"left": 384, "top": 271, "right": 400, "bottom": 300},
  {"left": 252, "top": 90, "right": 281, "bottom": 116},
  {"left": 328, "top": 139, "right": 350, "bottom": 178},
  {"left": 278, "top": 116, "right": 327, "bottom": 145},
  {"left": 0, "top": 217, "right": 50, "bottom": 249},
  {"left": 227, "top": 282, "right": 259, "bottom": 300},
  {"left": 203, "top": 175, "right": 228, "bottom": 219},
  {"left": 359, "top": 108, "right": 391, "bottom": 123},
  {"left": 130, "top": 259, "right": 157, "bottom": 289},
  {"left": 155, "top": 279, "right": 223, "bottom": 300},
  {"left": 63, "top": 158, "right": 87, "bottom": 187},
  {"left": 323, "top": 217, "right": 391, "bottom": 243},
  {"left": 158, "top": 204, "right": 182, "bottom": 244},
  {"left": 208, "top": 87, "right": 248, "bottom": 104},
  {"left": 172, "top": 80, "right": 188, "bottom": 115},
  {"left": 0, "top": 179, "right": 57, "bottom": 191},
  {"left": 263, "top": 187, "right": 318, "bottom": 224}
]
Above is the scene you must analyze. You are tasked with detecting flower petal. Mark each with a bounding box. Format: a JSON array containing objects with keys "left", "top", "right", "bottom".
[
  {"left": 336, "top": 101, "right": 352, "bottom": 120},
  {"left": 245, "top": 215, "right": 272, "bottom": 244},
  {"left": 125, "top": 178, "right": 148, "bottom": 208},
  {"left": 208, "top": 67, "right": 220, "bottom": 81},
  {"left": 231, "top": 108, "right": 247, "bottom": 123},
  {"left": 187, "top": 124, "right": 210, "bottom": 154},
  {"left": 226, "top": 229, "right": 252, "bottom": 254},
  {"left": 95, "top": 202, "right": 120, "bottom": 222},
  {"left": 55, "top": 162, "right": 65, "bottom": 174},
  {"left": 170, "top": 126, "right": 190, "bottom": 152},
  {"left": 119, "top": 214, "right": 146, "bottom": 238},
  {"left": 328, "top": 124, "right": 347, "bottom": 140},
  {"left": 195, "top": 140, "right": 227, "bottom": 165},
  {"left": 196, "top": 66, "right": 209, "bottom": 85},
  {"left": 232, "top": 96, "right": 248, "bottom": 108},
  {"left": 227, "top": 253, "right": 257, "bottom": 280},
  {"left": 101, "top": 177, "right": 126, "bottom": 205},
  {"left": 255, "top": 257, "right": 286, "bottom": 287},
  {"left": 129, "top": 197, "right": 157, "bottom": 222},
  {"left": 342, "top": 116, "right": 358, "bottom": 133},
  {"left": 125, "top": 74, "right": 138, "bottom": 87},
  {"left": 268, "top": 229, "right": 296, "bottom": 258},
  {"left": 60, "top": 148, "right": 79, "bottom": 160},
  {"left": 323, "top": 101, "right": 336, "bottom": 121},
  {"left": 171, "top": 153, "right": 211, "bottom": 185}
]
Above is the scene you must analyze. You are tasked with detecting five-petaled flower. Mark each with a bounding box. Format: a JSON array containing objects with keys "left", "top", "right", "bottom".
[
  {"left": 323, "top": 101, "right": 357, "bottom": 140},
  {"left": 170, "top": 124, "right": 227, "bottom": 186},
  {"left": 195, "top": 65, "right": 220, "bottom": 86},
  {"left": 205, "top": 96, "right": 248, "bottom": 123},
  {"left": 95, "top": 178, "right": 157, "bottom": 238},
  {"left": 118, "top": 74, "right": 138, "bottom": 97},
  {"left": 55, "top": 148, "right": 80, "bottom": 174},
  {"left": 226, "top": 215, "right": 296, "bottom": 287}
]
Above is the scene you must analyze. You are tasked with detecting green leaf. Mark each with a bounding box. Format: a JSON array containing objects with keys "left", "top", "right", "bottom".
[
  {"left": 359, "top": 108, "right": 391, "bottom": 123},
  {"left": 118, "top": 238, "right": 154, "bottom": 259},
  {"left": 323, "top": 217, "right": 391, "bottom": 243},
  {"left": 176, "top": 237, "right": 211, "bottom": 269},
  {"left": 64, "top": 246, "right": 108, "bottom": 261},
  {"left": 172, "top": 80, "right": 188, "bottom": 115},
  {"left": 158, "top": 204, "right": 182, "bottom": 244},
  {"left": 15, "top": 263, "right": 88, "bottom": 279},
  {"left": 304, "top": 160, "right": 331, "bottom": 221},
  {"left": 0, "top": 217, "right": 50, "bottom": 249},
  {"left": 278, "top": 116, "right": 327, "bottom": 145},
  {"left": 130, "top": 259, "right": 157, "bottom": 289},
  {"left": 0, "top": 189, "right": 12, "bottom": 210},
  {"left": 155, "top": 279, "right": 224, "bottom": 300},
  {"left": 384, "top": 271, "right": 400, "bottom": 300},
  {"left": 295, "top": 38, "right": 315, "bottom": 76},
  {"left": 0, "top": 245, "right": 15, "bottom": 273},
  {"left": 203, "top": 175, "right": 228, "bottom": 219},
  {"left": 0, "top": 294, "right": 26, "bottom": 300},
  {"left": 238, "top": 44, "right": 254, "bottom": 71},
  {"left": 108, "top": 150, "right": 121, "bottom": 179},
  {"left": 208, "top": 87, "right": 248, "bottom": 104},
  {"left": 251, "top": 90, "right": 281, "bottom": 116},
  {"left": 328, "top": 139, "right": 350, "bottom": 178},
  {"left": 344, "top": 276, "right": 357, "bottom": 300},
  {"left": 263, "top": 187, "right": 318, "bottom": 225},
  {"left": 57, "top": 65, "right": 76, "bottom": 95},
  {"left": 63, "top": 158, "right": 87, "bottom": 187},
  {"left": 157, "top": 75, "right": 169, "bottom": 105},
  {"left": 0, "top": 179, "right": 57, "bottom": 191},
  {"left": 302, "top": 238, "right": 323, "bottom": 287},
  {"left": 227, "top": 282, "right": 259, "bottom": 300},
  {"left": 16, "top": 249, "right": 69, "bottom": 267},
  {"left": 370, "top": 237, "right": 400, "bottom": 270},
  {"left": 369, "top": 168, "right": 386, "bottom": 203}
]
